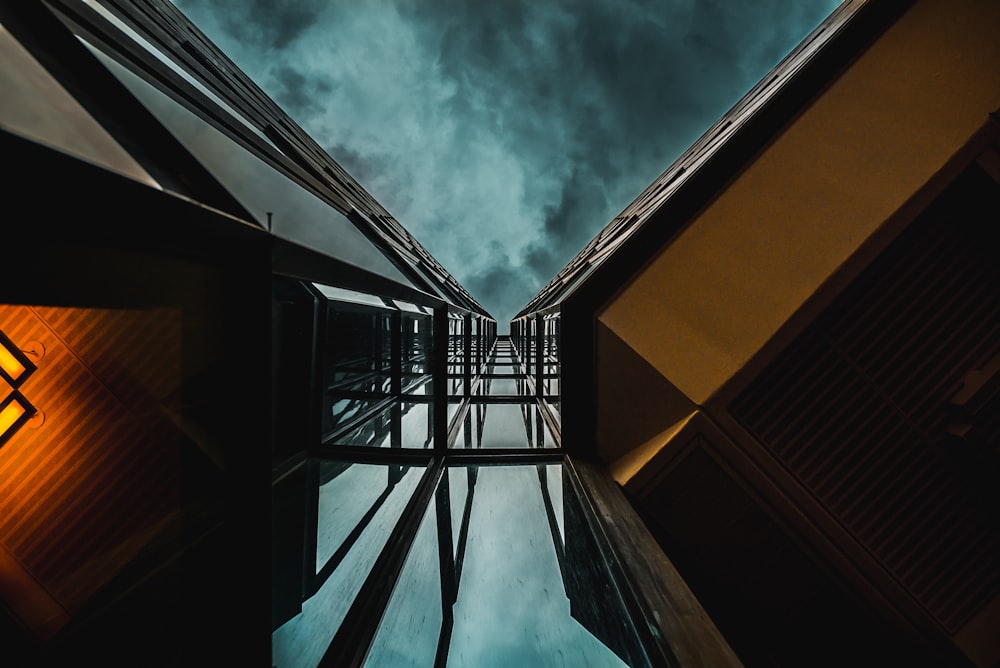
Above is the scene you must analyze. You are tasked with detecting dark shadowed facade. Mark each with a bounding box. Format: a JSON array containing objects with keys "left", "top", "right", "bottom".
[{"left": 1, "top": 0, "right": 998, "bottom": 667}]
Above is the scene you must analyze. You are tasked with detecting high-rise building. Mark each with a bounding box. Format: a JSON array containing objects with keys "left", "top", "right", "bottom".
[
  {"left": 1, "top": 1, "right": 997, "bottom": 667},
  {"left": 515, "top": 1, "right": 1000, "bottom": 666}
]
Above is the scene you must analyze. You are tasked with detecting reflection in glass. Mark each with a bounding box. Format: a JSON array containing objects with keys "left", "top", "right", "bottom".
[
  {"left": 273, "top": 462, "right": 423, "bottom": 668},
  {"left": 321, "top": 297, "right": 437, "bottom": 444},
  {"left": 323, "top": 301, "right": 392, "bottom": 441},
  {"left": 363, "top": 465, "right": 641, "bottom": 667},
  {"left": 487, "top": 364, "right": 518, "bottom": 376},
  {"left": 451, "top": 403, "right": 556, "bottom": 449},
  {"left": 543, "top": 315, "right": 561, "bottom": 414},
  {"left": 330, "top": 404, "right": 392, "bottom": 448},
  {"left": 363, "top": 485, "right": 442, "bottom": 667},
  {"left": 448, "top": 316, "right": 465, "bottom": 398},
  {"left": 447, "top": 401, "right": 462, "bottom": 434},
  {"left": 329, "top": 401, "right": 434, "bottom": 449},
  {"left": 400, "top": 401, "right": 434, "bottom": 448},
  {"left": 402, "top": 312, "right": 433, "bottom": 395},
  {"left": 485, "top": 377, "right": 520, "bottom": 396}
]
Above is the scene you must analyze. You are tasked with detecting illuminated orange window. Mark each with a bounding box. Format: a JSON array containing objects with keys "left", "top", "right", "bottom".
[
  {"left": 0, "top": 329, "right": 35, "bottom": 388},
  {"left": 0, "top": 391, "right": 33, "bottom": 447}
]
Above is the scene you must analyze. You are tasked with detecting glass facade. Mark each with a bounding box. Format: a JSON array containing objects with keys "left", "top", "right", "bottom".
[
  {"left": 268, "top": 290, "right": 665, "bottom": 665},
  {"left": 509, "top": 310, "right": 561, "bottom": 418},
  {"left": 363, "top": 464, "right": 643, "bottom": 667},
  {"left": 323, "top": 300, "right": 394, "bottom": 441},
  {"left": 272, "top": 461, "right": 426, "bottom": 668}
]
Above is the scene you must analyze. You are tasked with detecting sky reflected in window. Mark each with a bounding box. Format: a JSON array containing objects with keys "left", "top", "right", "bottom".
[{"left": 364, "top": 464, "right": 636, "bottom": 667}]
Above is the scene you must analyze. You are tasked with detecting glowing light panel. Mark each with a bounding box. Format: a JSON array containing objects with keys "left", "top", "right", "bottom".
[
  {"left": 0, "top": 392, "right": 33, "bottom": 447},
  {"left": 0, "top": 329, "right": 35, "bottom": 388}
]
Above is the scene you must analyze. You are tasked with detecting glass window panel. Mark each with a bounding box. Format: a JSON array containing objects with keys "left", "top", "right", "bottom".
[
  {"left": 547, "top": 398, "right": 561, "bottom": 417},
  {"left": 451, "top": 403, "right": 556, "bottom": 449},
  {"left": 362, "top": 490, "right": 442, "bottom": 667},
  {"left": 447, "top": 400, "right": 462, "bottom": 428},
  {"left": 272, "top": 461, "right": 423, "bottom": 668},
  {"left": 366, "top": 465, "right": 637, "bottom": 666},
  {"left": 448, "top": 467, "right": 471, "bottom": 560},
  {"left": 400, "top": 401, "right": 434, "bottom": 449},
  {"left": 543, "top": 464, "right": 564, "bottom": 541},
  {"left": 404, "top": 381, "right": 432, "bottom": 397},
  {"left": 402, "top": 313, "right": 433, "bottom": 395},
  {"left": 329, "top": 405, "right": 392, "bottom": 448},
  {"left": 316, "top": 461, "right": 401, "bottom": 570},
  {"left": 311, "top": 284, "right": 389, "bottom": 309},
  {"left": 485, "top": 377, "right": 521, "bottom": 396},
  {"left": 330, "top": 400, "right": 433, "bottom": 449},
  {"left": 481, "top": 403, "right": 531, "bottom": 449},
  {"left": 487, "top": 364, "right": 518, "bottom": 376},
  {"left": 323, "top": 301, "right": 392, "bottom": 441}
]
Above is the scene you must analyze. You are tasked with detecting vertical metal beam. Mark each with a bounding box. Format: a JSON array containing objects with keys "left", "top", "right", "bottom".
[
  {"left": 390, "top": 310, "right": 402, "bottom": 397},
  {"left": 535, "top": 313, "right": 544, "bottom": 399},
  {"left": 523, "top": 317, "right": 531, "bottom": 378},
  {"left": 433, "top": 306, "right": 449, "bottom": 450},
  {"left": 464, "top": 313, "right": 473, "bottom": 399},
  {"left": 433, "top": 470, "right": 456, "bottom": 666}
]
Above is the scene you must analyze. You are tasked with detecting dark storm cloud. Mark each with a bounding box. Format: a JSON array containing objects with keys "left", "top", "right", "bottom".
[
  {"left": 173, "top": 0, "right": 841, "bottom": 325},
  {"left": 525, "top": 164, "right": 614, "bottom": 286},
  {"left": 177, "top": 0, "right": 327, "bottom": 49},
  {"left": 465, "top": 257, "right": 538, "bottom": 319},
  {"left": 269, "top": 64, "right": 335, "bottom": 119}
]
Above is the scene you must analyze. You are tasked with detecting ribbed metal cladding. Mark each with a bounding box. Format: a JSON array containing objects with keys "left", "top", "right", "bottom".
[
  {"left": 0, "top": 304, "right": 184, "bottom": 613},
  {"left": 730, "top": 166, "right": 1000, "bottom": 633}
]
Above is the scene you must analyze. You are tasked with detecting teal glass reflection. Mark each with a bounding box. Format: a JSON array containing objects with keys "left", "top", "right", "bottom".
[
  {"left": 330, "top": 400, "right": 433, "bottom": 449},
  {"left": 448, "top": 316, "right": 465, "bottom": 398},
  {"left": 323, "top": 302, "right": 393, "bottom": 441},
  {"left": 451, "top": 403, "right": 557, "bottom": 449},
  {"left": 362, "top": 465, "right": 639, "bottom": 667},
  {"left": 485, "top": 377, "right": 521, "bottom": 396},
  {"left": 402, "top": 313, "right": 433, "bottom": 394},
  {"left": 272, "top": 462, "right": 422, "bottom": 668},
  {"left": 446, "top": 465, "right": 630, "bottom": 667},
  {"left": 363, "top": 483, "right": 442, "bottom": 667}
]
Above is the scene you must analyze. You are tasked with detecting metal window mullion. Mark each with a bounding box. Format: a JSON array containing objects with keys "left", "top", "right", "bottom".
[
  {"left": 433, "top": 470, "right": 457, "bottom": 667},
  {"left": 464, "top": 313, "right": 473, "bottom": 398},
  {"left": 433, "top": 306, "right": 449, "bottom": 450},
  {"left": 390, "top": 310, "right": 402, "bottom": 397},
  {"left": 535, "top": 313, "right": 544, "bottom": 399}
]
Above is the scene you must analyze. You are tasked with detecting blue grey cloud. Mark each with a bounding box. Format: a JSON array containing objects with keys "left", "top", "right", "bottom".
[{"left": 173, "top": 0, "right": 841, "bottom": 325}]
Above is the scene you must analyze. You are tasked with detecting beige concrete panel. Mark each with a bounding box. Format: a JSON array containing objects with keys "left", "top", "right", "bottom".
[
  {"left": 607, "top": 412, "right": 698, "bottom": 487},
  {"left": 595, "top": 321, "right": 696, "bottom": 465},
  {"left": 600, "top": 0, "right": 1000, "bottom": 404}
]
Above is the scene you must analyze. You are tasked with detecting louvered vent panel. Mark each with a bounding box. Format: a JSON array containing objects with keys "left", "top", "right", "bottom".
[{"left": 731, "top": 165, "right": 1000, "bottom": 633}]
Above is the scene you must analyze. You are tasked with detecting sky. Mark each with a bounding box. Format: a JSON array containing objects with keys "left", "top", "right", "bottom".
[{"left": 172, "top": 0, "right": 842, "bottom": 325}]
